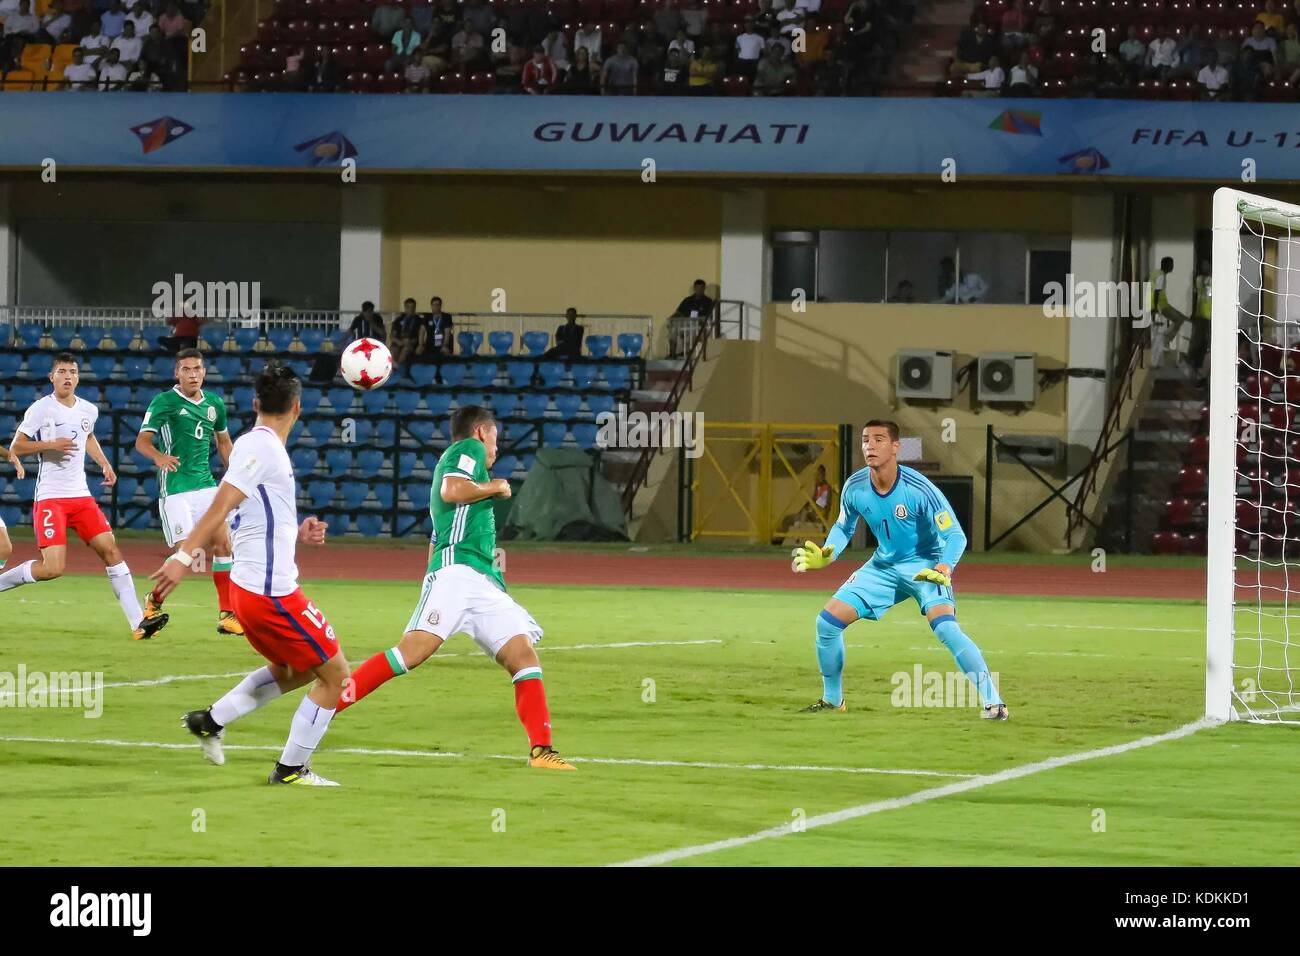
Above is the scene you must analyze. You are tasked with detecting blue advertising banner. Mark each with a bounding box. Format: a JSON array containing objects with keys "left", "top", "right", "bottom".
[{"left": 0, "top": 93, "right": 1296, "bottom": 179}]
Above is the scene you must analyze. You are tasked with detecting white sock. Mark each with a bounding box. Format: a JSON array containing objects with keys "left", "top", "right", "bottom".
[
  {"left": 106, "top": 561, "right": 144, "bottom": 629},
  {"left": 210, "top": 666, "right": 283, "bottom": 727},
  {"left": 0, "top": 560, "right": 36, "bottom": 593},
  {"left": 279, "top": 695, "right": 336, "bottom": 768}
]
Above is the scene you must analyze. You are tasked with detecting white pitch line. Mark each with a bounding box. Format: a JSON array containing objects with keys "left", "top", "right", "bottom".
[
  {"left": 1022, "top": 623, "right": 1201, "bottom": 634},
  {"left": 609, "top": 717, "right": 1218, "bottom": 867},
  {"left": 0, "top": 735, "right": 968, "bottom": 778}
]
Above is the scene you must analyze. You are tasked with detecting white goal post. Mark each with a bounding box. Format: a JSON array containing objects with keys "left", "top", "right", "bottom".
[{"left": 1207, "top": 187, "right": 1300, "bottom": 723}]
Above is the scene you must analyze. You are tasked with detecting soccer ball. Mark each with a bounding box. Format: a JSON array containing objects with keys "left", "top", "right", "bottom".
[{"left": 340, "top": 337, "right": 393, "bottom": 390}]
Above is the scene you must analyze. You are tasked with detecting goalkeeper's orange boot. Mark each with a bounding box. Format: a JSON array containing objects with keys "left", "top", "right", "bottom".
[
  {"left": 216, "top": 611, "right": 245, "bottom": 636},
  {"left": 800, "top": 698, "right": 847, "bottom": 713},
  {"left": 529, "top": 745, "right": 576, "bottom": 770}
]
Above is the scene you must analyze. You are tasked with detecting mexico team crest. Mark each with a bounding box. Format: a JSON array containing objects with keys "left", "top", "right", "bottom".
[
  {"left": 207, "top": 406, "right": 217, "bottom": 422},
  {"left": 894, "top": 504, "right": 908, "bottom": 519}
]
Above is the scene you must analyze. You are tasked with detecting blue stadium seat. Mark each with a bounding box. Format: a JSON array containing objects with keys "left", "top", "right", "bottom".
[
  {"left": 542, "top": 423, "right": 567, "bottom": 447},
  {"left": 329, "top": 513, "right": 351, "bottom": 535},
  {"left": 12, "top": 477, "right": 36, "bottom": 502},
  {"left": 105, "top": 325, "right": 136, "bottom": 350},
  {"left": 50, "top": 325, "right": 78, "bottom": 350},
  {"left": 299, "top": 328, "right": 327, "bottom": 354},
  {"left": 586, "top": 335, "right": 612, "bottom": 359},
  {"left": 357, "top": 450, "right": 385, "bottom": 479},
  {"left": 375, "top": 420, "right": 397, "bottom": 447},
  {"left": 421, "top": 451, "right": 442, "bottom": 473},
  {"left": 396, "top": 452, "right": 416, "bottom": 478},
  {"left": 491, "top": 454, "right": 518, "bottom": 478},
  {"left": 404, "top": 480, "right": 429, "bottom": 507},
  {"left": 425, "top": 393, "right": 452, "bottom": 417},
  {"left": 520, "top": 393, "right": 549, "bottom": 419},
  {"left": 329, "top": 329, "right": 349, "bottom": 352},
  {"left": 215, "top": 355, "right": 242, "bottom": 382},
  {"left": 141, "top": 325, "right": 169, "bottom": 350},
  {"left": 352, "top": 419, "right": 375, "bottom": 445},
  {"left": 306, "top": 480, "right": 336, "bottom": 510},
  {"left": 457, "top": 392, "right": 489, "bottom": 412},
  {"left": 488, "top": 331, "right": 514, "bottom": 356},
  {"left": 127, "top": 512, "right": 152, "bottom": 530},
  {"left": 123, "top": 356, "right": 150, "bottom": 380},
  {"left": 291, "top": 448, "right": 319, "bottom": 473},
  {"left": 132, "top": 385, "right": 155, "bottom": 407},
  {"left": 140, "top": 476, "right": 158, "bottom": 499},
  {"left": 373, "top": 485, "right": 394, "bottom": 509},
  {"left": 327, "top": 387, "right": 354, "bottom": 414},
  {"left": 504, "top": 421, "right": 532, "bottom": 443},
  {"left": 308, "top": 419, "right": 335, "bottom": 445},
  {"left": 618, "top": 333, "right": 645, "bottom": 358},
  {"left": 407, "top": 420, "right": 437, "bottom": 444},
  {"left": 151, "top": 356, "right": 175, "bottom": 381},
  {"left": 326, "top": 448, "right": 352, "bottom": 477},
  {"left": 122, "top": 414, "right": 143, "bottom": 433},
  {"left": 602, "top": 365, "right": 632, "bottom": 391},
  {"left": 114, "top": 476, "right": 139, "bottom": 501},
  {"left": 267, "top": 328, "right": 295, "bottom": 353},
  {"left": 521, "top": 331, "right": 549, "bottom": 356},
  {"left": 81, "top": 327, "right": 106, "bottom": 349},
  {"left": 464, "top": 363, "right": 496, "bottom": 388},
  {"left": 17, "top": 323, "right": 43, "bottom": 348},
  {"left": 340, "top": 482, "right": 369, "bottom": 510},
  {"left": 394, "top": 390, "right": 422, "bottom": 416},
  {"left": 232, "top": 327, "right": 261, "bottom": 352},
  {"left": 570, "top": 365, "right": 596, "bottom": 390},
  {"left": 201, "top": 324, "right": 229, "bottom": 352},
  {"left": 555, "top": 393, "right": 582, "bottom": 419},
  {"left": 587, "top": 393, "right": 616, "bottom": 416},
  {"left": 572, "top": 423, "right": 599, "bottom": 450},
  {"left": 226, "top": 416, "right": 244, "bottom": 436},
  {"left": 409, "top": 363, "right": 438, "bottom": 387},
  {"left": 86, "top": 477, "right": 103, "bottom": 499},
  {"left": 0, "top": 507, "right": 18, "bottom": 527},
  {"left": 106, "top": 384, "right": 132, "bottom": 407},
  {"left": 232, "top": 386, "right": 255, "bottom": 412},
  {"left": 493, "top": 393, "right": 519, "bottom": 418},
  {"left": 299, "top": 387, "right": 323, "bottom": 415},
  {"left": 288, "top": 359, "right": 312, "bottom": 379},
  {"left": 356, "top": 514, "right": 384, "bottom": 537},
  {"left": 506, "top": 361, "right": 534, "bottom": 389},
  {"left": 362, "top": 389, "right": 389, "bottom": 414},
  {"left": 0, "top": 353, "right": 21, "bottom": 378},
  {"left": 457, "top": 331, "right": 483, "bottom": 356},
  {"left": 94, "top": 416, "right": 113, "bottom": 439},
  {"left": 439, "top": 363, "right": 468, "bottom": 387},
  {"left": 536, "top": 362, "right": 564, "bottom": 389},
  {"left": 0, "top": 414, "right": 14, "bottom": 436},
  {"left": 0, "top": 323, "right": 10, "bottom": 348}
]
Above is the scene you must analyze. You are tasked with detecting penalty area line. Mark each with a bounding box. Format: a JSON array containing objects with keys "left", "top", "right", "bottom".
[{"left": 609, "top": 717, "right": 1219, "bottom": 867}]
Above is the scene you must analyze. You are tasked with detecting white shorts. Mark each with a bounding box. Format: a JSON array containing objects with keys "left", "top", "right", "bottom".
[
  {"left": 159, "top": 486, "right": 224, "bottom": 548},
  {"left": 404, "top": 564, "right": 543, "bottom": 659}
]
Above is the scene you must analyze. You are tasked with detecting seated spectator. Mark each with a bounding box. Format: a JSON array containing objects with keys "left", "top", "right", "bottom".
[
  {"left": 812, "top": 45, "right": 848, "bottom": 94},
  {"left": 308, "top": 46, "right": 343, "bottom": 91},
  {"left": 98, "top": 48, "right": 130, "bottom": 87},
  {"left": 111, "top": 18, "right": 142, "bottom": 70},
  {"left": 682, "top": 0, "right": 707, "bottom": 36},
  {"left": 161, "top": 312, "right": 203, "bottom": 353},
  {"left": 1145, "top": 27, "right": 1178, "bottom": 78},
  {"left": 463, "top": 0, "right": 496, "bottom": 36},
  {"left": 1096, "top": 51, "right": 1127, "bottom": 96},
  {"left": 668, "top": 26, "right": 695, "bottom": 61},
  {"left": 561, "top": 44, "right": 598, "bottom": 92},
  {"left": 795, "top": 0, "right": 821, "bottom": 17},
  {"left": 753, "top": 0, "right": 778, "bottom": 37},
  {"left": 389, "top": 298, "right": 423, "bottom": 366},
  {"left": 1000, "top": 0, "right": 1028, "bottom": 49},
  {"left": 142, "top": 22, "right": 183, "bottom": 87},
  {"left": 635, "top": 20, "right": 666, "bottom": 73},
  {"left": 543, "top": 308, "right": 584, "bottom": 361},
  {"left": 573, "top": 20, "right": 602, "bottom": 64},
  {"left": 521, "top": 44, "right": 556, "bottom": 92},
  {"left": 348, "top": 302, "right": 386, "bottom": 343},
  {"left": 1242, "top": 22, "right": 1277, "bottom": 76},
  {"left": 39, "top": 0, "right": 71, "bottom": 42},
  {"left": 601, "top": 41, "right": 638, "bottom": 93},
  {"left": 687, "top": 42, "right": 721, "bottom": 92},
  {"left": 404, "top": 56, "right": 433, "bottom": 90},
  {"left": 371, "top": 1, "right": 404, "bottom": 41},
  {"left": 1234, "top": 45, "right": 1264, "bottom": 99},
  {"left": 432, "top": 0, "right": 460, "bottom": 41},
  {"left": 1278, "top": 22, "right": 1300, "bottom": 84},
  {"left": 62, "top": 47, "right": 97, "bottom": 87},
  {"left": 1118, "top": 24, "right": 1145, "bottom": 73},
  {"left": 1008, "top": 50, "right": 1036, "bottom": 92},
  {"left": 1174, "top": 24, "right": 1208, "bottom": 78},
  {"left": 950, "top": 19, "right": 995, "bottom": 75},
  {"left": 1256, "top": 0, "right": 1284, "bottom": 35},
  {"left": 421, "top": 297, "right": 455, "bottom": 358},
  {"left": 734, "top": 19, "right": 764, "bottom": 75},
  {"left": 451, "top": 19, "right": 486, "bottom": 70},
  {"left": 125, "top": 0, "right": 151, "bottom": 35},
  {"left": 940, "top": 269, "right": 988, "bottom": 303},
  {"left": 3, "top": 0, "right": 38, "bottom": 42},
  {"left": 386, "top": 16, "right": 421, "bottom": 73},
  {"left": 888, "top": 279, "right": 916, "bottom": 302},
  {"left": 754, "top": 43, "right": 795, "bottom": 94},
  {"left": 965, "top": 53, "right": 1004, "bottom": 91},
  {"left": 659, "top": 46, "right": 689, "bottom": 92},
  {"left": 669, "top": 279, "right": 714, "bottom": 356},
  {"left": 654, "top": 0, "right": 683, "bottom": 41},
  {"left": 775, "top": 0, "right": 804, "bottom": 53},
  {"left": 81, "top": 22, "right": 110, "bottom": 65},
  {"left": 99, "top": 0, "right": 125, "bottom": 38},
  {"left": 157, "top": 2, "right": 189, "bottom": 38},
  {"left": 542, "top": 28, "right": 569, "bottom": 73},
  {"left": 1197, "top": 48, "right": 1230, "bottom": 97}
]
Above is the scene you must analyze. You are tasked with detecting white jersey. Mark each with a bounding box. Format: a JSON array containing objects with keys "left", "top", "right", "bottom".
[
  {"left": 222, "top": 425, "right": 300, "bottom": 598},
  {"left": 18, "top": 394, "right": 98, "bottom": 502}
]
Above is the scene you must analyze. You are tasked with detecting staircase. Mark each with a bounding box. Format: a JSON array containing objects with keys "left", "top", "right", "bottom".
[{"left": 599, "top": 357, "right": 684, "bottom": 492}]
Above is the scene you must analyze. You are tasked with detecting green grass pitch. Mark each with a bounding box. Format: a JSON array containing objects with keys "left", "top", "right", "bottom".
[{"left": 1, "top": 574, "right": 1297, "bottom": 866}]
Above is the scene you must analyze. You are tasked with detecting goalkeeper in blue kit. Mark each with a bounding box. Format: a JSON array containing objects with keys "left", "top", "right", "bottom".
[{"left": 792, "top": 420, "right": 1008, "bottom": 719}]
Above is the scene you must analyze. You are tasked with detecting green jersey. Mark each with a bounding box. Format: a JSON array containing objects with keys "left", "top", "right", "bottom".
[
  {"left": 428, "top": 438, "right": 504, "bottom": 588},
  {"left": 139, "top": 386, "right": 229, "bottom": 497}
]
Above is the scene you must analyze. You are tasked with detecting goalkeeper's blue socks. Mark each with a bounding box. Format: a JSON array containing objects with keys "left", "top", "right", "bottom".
[
  {"left": 930, "top": 615, "right": 1002, "bottom": 707},
  {"left": 815, "top": 610, "right": 846, "bottom": 706}
]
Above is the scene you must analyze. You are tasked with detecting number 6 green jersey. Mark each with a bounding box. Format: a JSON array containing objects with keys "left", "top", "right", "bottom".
[
  {"left": 428, "top": 438, "right": 505, "bottom": 589},
  {"left": 139, "top": 386, "right": 229, "bottom": 497}
]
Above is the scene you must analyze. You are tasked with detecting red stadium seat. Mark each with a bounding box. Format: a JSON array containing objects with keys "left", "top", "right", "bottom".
[
  {"left": 265, "top": 44, "right": 291, "bottom": 67},
  {"left": 345, "top": 70, "right": 374, "bottom": 91},
  {"left": 1186, "top": 434, "right": 1210, "bottom": 464},
  {"left": 723, "top": 73, "right": 751, "bottom": 95},
  {"left": 1259, "top": 342, "right": 1285, "bottom": 374},
  {"left": 1241, "top": 371, "right": 1278, "bottom": 400},
  {"left": 1053, "top": 49, "right": 1080, "bottom": 76},
  {"left": 578, "top": 0, "right": 604, "bottom": 19},
  {"left": 1151, "top": 531, "right": 1183, "bottom": 554},
  {"left": 1237, "top": 499, "right": 1263, "bottom": 533},
  {"left": 1177, "top": 466, "right": 1208, "bottom": 496},
  {"left": 332, "top": 44, "right": 359, "bottom": 68},
  {"left": 1166, "top": 77, "right": 1196, "bottom": 99},
  {"left": 376, "top": 70, "right": 405, "bottom": 92},
  {"left": 360, "top": 43, "right": 389, "bottom": 70},
  {"left": 1165, "top": 497, "right": 1201, "bottom": 528},
  {"left": 256, "top": 17, "right": 284, "bottom": 42},
  {"left": 1182, "top": 531, "right": 1206, "bottom": 554},
  {"left": 437, "top": 70, "right": 467, "bottom": 92},
  {"left": 1237, "top": 400, "right": 1262, "bottom": 424},
  {"left": 342, "top": 19, "right": 369, "bottom": 42},
  {"left": 604, "top": 0, "right": 634, "bottom": 20},
  {"left": 468, "top": 70, "right": 496, "bottom": 92},
  {"left": 549, "top": 0, "right": 577, "bottom": 18}
]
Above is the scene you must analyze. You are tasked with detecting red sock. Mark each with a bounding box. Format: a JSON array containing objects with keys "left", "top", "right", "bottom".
[
  {"left": 336, "top": 648, "right": 407, "bottom": 712},
  {"left": 212, "top": 570, "right": 231, "bottom": 613},
  {"left": 513, "top": 670, "right": 552, "bottom": 748}
]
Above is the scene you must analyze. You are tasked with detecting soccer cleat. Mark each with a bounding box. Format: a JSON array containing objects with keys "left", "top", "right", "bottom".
[
  {"left": 132, "top": 612, "right": 170, "bottom": 641},
  {"left": 981, "top": 703, "right": 1010, "bottom": 721},
  {"left": 800, "top": 698, "right": 847, "bottom": 713},
  {"left": 528, "top": 745, "right": 576, "bottom": 770},
  {"left": 182, "top": 709, "right": 226, "bottom": 766},
  {"left": 216, "top": 611, "right": 245, "bottom": 636},
  {"left": 268, "top": 762, "right": 340, "bottom": 786}
]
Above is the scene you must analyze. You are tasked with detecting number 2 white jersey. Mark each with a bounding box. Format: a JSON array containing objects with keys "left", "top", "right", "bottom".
[
  {"left": 222, "top": 425, "right": 301, "bottom": 598},
  {"left": 17, "top": 394, "right": 98, "bottom": 502}
]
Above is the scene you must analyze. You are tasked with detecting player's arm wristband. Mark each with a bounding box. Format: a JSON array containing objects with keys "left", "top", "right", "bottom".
[{"left": 167, "top": 550, "right": 194, "bottom": 569}]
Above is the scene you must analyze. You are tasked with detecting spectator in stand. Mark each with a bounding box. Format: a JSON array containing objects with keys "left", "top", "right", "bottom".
[
  {"left": 542, "top": 28, "right": 569, "bottom": 73},
  {"left": 494, "top": 40, "right": 529, "bottom": 89},
  {"left": 843, "top": 0, "right": 873, "bottom": 58},
  {"left": 573, "top": 20, "right": 601, "bottom": 63},
  {"left": 1278, "top": 22, "right": 1300, "bottom": 84},
  {"left": 753, "top": 0, "right": 778, "bottom": 37},
  {"left": 1256, "top": 0, "right": 1284, "bottom": 35},
  {"left": 965, "top": 53, "right": 1004, "bottom": 92},
  {"left": 347, "top": 302, "right": 386, "bottom": 344},
  {"left": 682, "top": 0, "right": 708, "bottom": 37},
  {"left": 99, "top": 0, "right": 126, "bottom": 37},
  {"left": 81, "top": 22, "right": 110, "bottom": 64},
  {"left": 636, "top": 19, "right": 666, "bottom": 73},
  {"left": 1173, "top": 24, "right": 1209, "bottom": 79},
  {"left": 1118, "top": 24, "right": 1145, "bottom": 74},
  {"left": 673, "top": 279, "right": 715, "bottom": 323},
  {"left": 813, "top": 45, "right": 849, "bottom": 94},
  {"left": 688, "top": 42, "right": 721, "bottom": 91},
  {"left": 62, "top": 47, "right": 97, "bottom": 87},
  {"left": 795, "top": 0, "right": 822, "bottom": 18},
  {"left": 668, "top": 26, "right": 695, "bottom": 60},
  {"left": 888, "top": 279, "right": 916, "bottom": 302},
  {"left": 653, "top": 0, "right": 683, "bottom": 40},
  {"left": 521, "top": 44, "right": 557, "bottom": 92},
  {"left": 161, "top": 312, "right": 204, "bottom": 353},
  {"left": 1000, "top": 0, "right": 1027, "bottom": 49},
  {"left": 463, "top": 0, "right": 496, "bottom": 36},
  {"left": 38, "top": 0, "right": 71, "bottom": 41},
  {"left": 796, "top": 17, "right": 830, "bottom": 63},
  {"left": 386, "top": 16, "right": 422, "bottom": 73},
  {"left": 158, "top": 1, "right": 189, "bottom": 38},
  {"left": 432, "top": 0, "right": 460, "bottom": 42},
  {"left": 601, "top": 40, "right": 638, "bottom": 93},
  {"left": 421, "top": 298, "right": 455, "bottom": 359},
  {"left": 659, "top": 45, "right": 689, "bottom": 91},
  {"left": 939, "top": 268, "right": 988, "bottom": 304},
  {"left": 1211, "top": 27, "right": 1239, "bottom": 70},
  {"left": 775, "top": 0, "right": 804, "bottom": 53},
  {"left": 1234, "top": 45, "right": 1264, "bottom": 98},
  {"left": 1197, "top": 48, "right": 1229, "bottom": 98},
  {"left": 1096, "top": 51, "right": 1127, "bottom": 96},
  {"left": 308, "top": 46, "right": 343, "bottom": 91},
  {"left": 2, "top": 0, "right": 37, "bottom": 45},
  {"left": 1242, "top": 22, "right": 1277, "bottom": 77},
  {"left": 950, "top": 19, "right": 995, "bottom": 75},
  {"left": 405, "top": 56, "right": 434, "bottom": 90},
  {"left": 371, "top": 0, "right": 404, "bottom": 40},
  {"left": 283, "top": 43, "right": 307, "bottom": 85},
  {"left": 754, "top": 42, "right": 795, "bottom": 94},
  {"left": 389, "top": 298, "right": 423, "bottom": 367},
  {"left": 1144, "top": 27, "right": 1178, "bottom": 78},
  {"left": 452, "top": 19, "right": 487, "bottom": 70},
  {"left": 142, "top": 23, "right": 182, "bottom": 87},
  {"left": 734, "top": 18, "right": 764, "bottom": 74},
  {"left": 562, "top": 44, "right": 598, "bottom": 92},
  {"left": 125, "top": 0, "right": 151, "bottom": 35},
  {"left": 111, "top": 18, "right": 142, "bottom": 70},
  {"left": 668, "top": 280, "right": 714, "bottom": 357},
  {"left": 543, "top": 308, "right": 585, "bottom": 361},
  {"left": 1007, "top": 49, "right": 1036, "bottom": 92}
]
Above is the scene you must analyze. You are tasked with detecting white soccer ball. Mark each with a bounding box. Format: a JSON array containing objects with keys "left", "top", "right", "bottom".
[{"left": 339, "top": 337, "right": 393, "bottom": 390}]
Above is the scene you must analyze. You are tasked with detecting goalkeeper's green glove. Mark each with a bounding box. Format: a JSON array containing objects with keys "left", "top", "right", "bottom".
[
  {"left": 791, "top": 540, "right": 835, "bottom": 573},
  {"left": 913, "top": 567, "right": 952, "bottom": 588}
]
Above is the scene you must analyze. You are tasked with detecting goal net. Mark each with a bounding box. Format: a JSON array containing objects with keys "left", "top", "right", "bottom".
[{"left": 1208, "top": 188, "right": 1300, "bottom": 723}]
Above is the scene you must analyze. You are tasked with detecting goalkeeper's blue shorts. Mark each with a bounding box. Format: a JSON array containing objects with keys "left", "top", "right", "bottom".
[{"left": 831, "top": 558, "right": 955, "bottom": 621}]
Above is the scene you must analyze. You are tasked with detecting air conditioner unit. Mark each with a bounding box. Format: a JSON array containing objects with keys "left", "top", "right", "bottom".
[
  {"left": 995, "top": 433, "right": 1064, "bottom": 470},
  {"left": 896, "top": 349, "right": 955, "bottom": 401},
  {"left": 976, "top": 352, "right": 1036, "bottom": 403}
]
